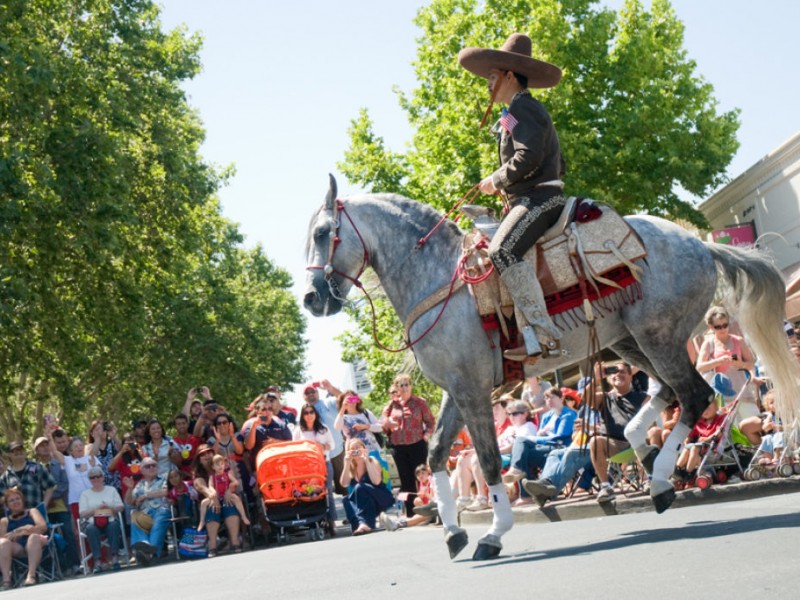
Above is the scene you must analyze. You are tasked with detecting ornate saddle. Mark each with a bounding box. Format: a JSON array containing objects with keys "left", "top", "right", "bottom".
[{"left": 460, "top": 197, "right": 647, "bottom": 338}]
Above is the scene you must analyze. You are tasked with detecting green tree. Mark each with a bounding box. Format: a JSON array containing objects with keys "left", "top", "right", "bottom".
[
  {"left": 0, "top": 0, "right": 305, "bottom": 441},
  {"left": 337, "top": 0, "right": 739, "bottom": 396}
]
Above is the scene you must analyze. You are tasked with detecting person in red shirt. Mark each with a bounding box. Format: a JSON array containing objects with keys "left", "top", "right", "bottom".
[
  {"left": 171, "top": 414, "right": 202, "bottom": 478},
  {"left": 673, "top": 401, "right": 726, "bottom": 480}
]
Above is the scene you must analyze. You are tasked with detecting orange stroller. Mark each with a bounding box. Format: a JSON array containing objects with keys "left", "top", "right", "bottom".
[{"left": 256, "top": 440, "right": 329, "bottom": 544}]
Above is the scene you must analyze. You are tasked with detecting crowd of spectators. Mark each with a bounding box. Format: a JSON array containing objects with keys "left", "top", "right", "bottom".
[{"left": 0, "top": 308, "right": 795, "bottom": 587}]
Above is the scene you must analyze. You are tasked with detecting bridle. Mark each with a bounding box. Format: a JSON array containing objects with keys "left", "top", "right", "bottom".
[{"left": 306, "top": 198, "right": 370, "bottom": 303}]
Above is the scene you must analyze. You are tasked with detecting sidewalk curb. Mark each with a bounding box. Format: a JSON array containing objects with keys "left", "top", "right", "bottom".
[{"left": 458, "top": 476, "right": 800, "bottom": 525}]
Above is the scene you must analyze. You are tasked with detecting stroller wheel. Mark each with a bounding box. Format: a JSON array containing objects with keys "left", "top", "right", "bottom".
[
  {"left": 714, "top": 470, "right": 728, "bottom": 484},
  {"left": 779, "top": 463, "right": 794, "bottom": 478},
  {"left": 695, "top": 474, "right": 712, "bottom": 490},
  {"left": 793, "top": 463, "right": 800, "bottom": 475},
  {"left": 749, "top": 468, "right": 762, "bottom": 481},
  {"left": 743, "top": 468, "right": 755, "bottom": 481}
]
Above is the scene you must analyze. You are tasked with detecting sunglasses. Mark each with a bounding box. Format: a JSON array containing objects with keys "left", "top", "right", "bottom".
[
  {"left": 142, "top": 464, "right": 157, "bottom": 469},
  {"left": 713, "top": 323, "right": 729, "bottom": 330},
  {"left": 302, "top": 410, "right": 316, "bottom": 415},
  {"left": 89, "top": 474, "right": 104, "bottom": 480},
  {"left": 257, "top": 406, "right": 273, "bottom": 412},
  {"left": 508, "top": 411, "right": 527, "bottom": 416},
  {"left": 216, "top": 420, "right": 229, "bottom": 426}
]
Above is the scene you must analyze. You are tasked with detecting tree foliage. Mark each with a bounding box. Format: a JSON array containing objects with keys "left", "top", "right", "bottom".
[
  {"left": 0, "top": 0, "right": 305, "bottom": 442},
  {"left": 337, "top": 0, "right": 739, "bottom": 396}
]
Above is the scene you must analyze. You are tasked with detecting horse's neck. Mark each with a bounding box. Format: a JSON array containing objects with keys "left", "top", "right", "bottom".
[{"left": 354, "top": 198, "right": 462, "bottom": 321}]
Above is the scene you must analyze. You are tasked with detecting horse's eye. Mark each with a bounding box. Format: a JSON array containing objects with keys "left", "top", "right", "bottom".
[{"left": 314, "top": 226, "right": 330, "bottom": 241}]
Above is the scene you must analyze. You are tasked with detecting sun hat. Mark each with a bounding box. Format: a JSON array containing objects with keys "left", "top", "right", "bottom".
[
  {"left": 458, "top": 33, "right": 562, "bottom": 88},
  {"left": 712, "top": 373, "right": 736, "bottom": 398},
  {"left": 33, "top": 437, "right": 50, "bottom": 449}
]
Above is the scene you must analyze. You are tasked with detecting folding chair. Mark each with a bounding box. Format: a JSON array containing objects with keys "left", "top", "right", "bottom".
[
  {"left": 606, "top": 447, "right": 644, "bottom": 497},
  {"left": 76, "top": 513, "right": 130, "bottom": 574},
  {"left": 10, "top": 502, "right": 62, "bottom": 586}
]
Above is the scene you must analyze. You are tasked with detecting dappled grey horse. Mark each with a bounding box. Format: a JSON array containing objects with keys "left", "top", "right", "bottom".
[{"left": 304, "top": 175, "right": 800, "bottom": 560}]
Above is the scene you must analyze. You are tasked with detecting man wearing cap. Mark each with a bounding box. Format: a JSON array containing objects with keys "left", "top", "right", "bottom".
[
  {"left": 35, "top": 434, "right": 81, "bottom": 574},
  {"left": 244, "top": 396, "right": 291, "bottom": 459},
  {"left": 458, "top": 33, "right": 565, "bottom": 362},
  {"left": 267, "top": 385, "right": 297, "bottom": 426},
  {"left": 0, "top": 440, "right": 56, "bottom": 511},
  {"left": 124, "top": 456, "right": 170, "bottom": 566},
  {"left": 303, "top": 379, "right": 346, "bottom": 493},
  {"left": 193, "top": 399, "right": 224, "bottom": 441}
]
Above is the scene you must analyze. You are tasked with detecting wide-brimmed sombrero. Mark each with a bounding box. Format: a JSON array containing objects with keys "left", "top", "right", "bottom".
[{"left": 458, "top": 33, "right": 562, "bottom": 88}]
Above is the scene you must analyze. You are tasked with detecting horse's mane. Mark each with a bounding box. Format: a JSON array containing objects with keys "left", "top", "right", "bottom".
[{"left": 305, "top": 192, "right": 463, "bottom": 260}]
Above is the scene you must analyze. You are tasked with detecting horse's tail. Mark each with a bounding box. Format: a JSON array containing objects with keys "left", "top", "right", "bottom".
[{"left": 706, "top": 242, "right": 800, "bottom": 431}]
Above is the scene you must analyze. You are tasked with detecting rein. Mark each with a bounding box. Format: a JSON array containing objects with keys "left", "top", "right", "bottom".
[{"left": 307, "top": 185, "right": 482, "bottom": 353}]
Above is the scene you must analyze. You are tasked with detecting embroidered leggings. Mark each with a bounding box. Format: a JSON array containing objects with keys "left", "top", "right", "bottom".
[{"left": 488, "top": 188, "right": 566, "bottom": 273}]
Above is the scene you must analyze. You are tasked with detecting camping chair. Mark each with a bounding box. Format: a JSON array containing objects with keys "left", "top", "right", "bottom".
[
  {"left": 606, "top": 446, "right": 644, "bottom": 496},
  {"left": 10, "top": 502, "right": 62, "bottom": 586},
  {"left": 76, "top": 512, "right": 130, "bottom": 574}
]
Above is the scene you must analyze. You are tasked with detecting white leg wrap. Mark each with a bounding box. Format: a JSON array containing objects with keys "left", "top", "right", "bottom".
[
  {"left": 652, "top": 421, "right": 691, "bottom": 485},
  {"left": 486, "top": 483, "right": 513, "bottom": 538},
  {"left": 433, "top": 471, "right": 458, "bottom": 529},
  {"left": 624, "top": 396, "right": 668, "bottom": 450}
]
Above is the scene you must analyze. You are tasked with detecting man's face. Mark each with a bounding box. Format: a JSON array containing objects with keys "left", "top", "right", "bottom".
[
  {"left": 174, "top": 417, "right": 189, "bottom": 435},
  {"left": 204, "top": 404, "right": 218, "bottom": 419},
  {"left": 54, "top": 434, "right": 69, "bottom": 453},
  {"left": 190, "top": 402, "right": 203, "bottom": 417},
  {"left": 304, "top": 389, "right": 318, "bottom": 404},
  {"left": 609, "top": 366, "right": 632, "bottom": 392},
  {"left": 35, "top": 443, "right": 50, "bottom": 462},
  {"left": 10, "top": 446, "right": 26, "bottom": 462}
]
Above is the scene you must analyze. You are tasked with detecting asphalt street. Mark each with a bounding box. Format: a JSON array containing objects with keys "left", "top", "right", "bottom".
[{"left": 13, "top": 491, "right": 800, "bottom": 600}]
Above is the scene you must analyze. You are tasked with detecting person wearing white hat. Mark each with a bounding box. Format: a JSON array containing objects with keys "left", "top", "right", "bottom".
[
  {"left": 124, "top": 456, "right": 169, "bottom": 566},
  {"left": 459, "top": 33, "right": 565, "bottom": 362}
]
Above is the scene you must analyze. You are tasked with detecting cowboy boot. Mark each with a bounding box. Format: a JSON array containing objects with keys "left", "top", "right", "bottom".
[{"left": 500, "top": 261, "right": 561, "bottom": 361}]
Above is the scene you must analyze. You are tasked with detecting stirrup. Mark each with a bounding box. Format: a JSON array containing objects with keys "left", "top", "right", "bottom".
[{"left": 504, "top": 326, "right": 542, "bottom": 362}]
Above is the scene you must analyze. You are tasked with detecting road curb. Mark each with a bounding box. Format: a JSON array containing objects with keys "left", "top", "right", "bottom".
[{"left": 458, "top": 476, "right": 800, "bottom": 525}]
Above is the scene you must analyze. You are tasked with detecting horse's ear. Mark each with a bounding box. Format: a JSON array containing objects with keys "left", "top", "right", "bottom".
[{"left": 325, "top": 174, "right": 338, "bottom": 210}]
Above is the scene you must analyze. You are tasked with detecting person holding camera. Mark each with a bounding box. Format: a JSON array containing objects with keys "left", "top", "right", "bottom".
[
  {"left": 182, "top": 386, "right": 211, "bottom": 432},
  {"left": 109, "top": 433, "right": 145, "bottom": 510},
  {"left": 243, "top": 397, "right": 291, "bottom": 460},
  {"left": 334, "top": 391, "right": 383, "bottom": 453},
  {"left": 339, "top": 438, "right": 394, "bottom": 536}
]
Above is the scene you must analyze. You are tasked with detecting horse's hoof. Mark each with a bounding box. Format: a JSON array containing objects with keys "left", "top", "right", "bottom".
[
  {"left": 640, "top": 446, "right": 659, "bottom": 474},
  {"left": 445, "top": 528, "right": 468, "bottom": 560},
  {"left": 472, "top": 539, "right": 502, "bottom": 561},
  {"left": 651, "top": 487, "right": 676, "bottom": 514}
]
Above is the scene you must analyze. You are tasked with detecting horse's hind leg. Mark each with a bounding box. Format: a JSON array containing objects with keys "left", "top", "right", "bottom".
[
  {"left": 428, "top": 392, "right": 469, "bottom": 559},
  {"left": 611, "top": 336, "right": 677, "bottom": 473}
]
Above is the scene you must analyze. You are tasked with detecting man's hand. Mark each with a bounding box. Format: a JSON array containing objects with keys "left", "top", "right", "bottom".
[{"left": 478, "top": 175, "right": 497, "bottom": 195}]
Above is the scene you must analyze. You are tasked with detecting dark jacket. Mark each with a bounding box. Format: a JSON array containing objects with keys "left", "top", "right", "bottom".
[{"left": 490, "top": 91, "right": 564, "bottom": 200}]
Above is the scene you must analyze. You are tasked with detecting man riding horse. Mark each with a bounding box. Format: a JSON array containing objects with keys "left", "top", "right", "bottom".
[{"left": 459, "top": 33, "right": 565, "bottom": 362}]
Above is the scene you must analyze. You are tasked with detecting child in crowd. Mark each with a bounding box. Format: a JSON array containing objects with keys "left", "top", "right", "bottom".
[
  {"left": 166, "top": 468, "right": 196, "bottom": 525},
  {"left": 197, "top": 454, "right": 250, "bottom": 530},
  {"left": 756, "top": 391, "right": 783, "bottom": 466},
  {"left": 383, "top": 464, "right": 436, "bottom": 531},
  {"left": 674, "top": 401, "right": 726, "bottom": 481}
]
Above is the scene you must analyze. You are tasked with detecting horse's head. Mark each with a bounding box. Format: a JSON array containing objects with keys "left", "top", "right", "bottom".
[{"left": 304, "top": 174, "right": 368, "bottom": 317}]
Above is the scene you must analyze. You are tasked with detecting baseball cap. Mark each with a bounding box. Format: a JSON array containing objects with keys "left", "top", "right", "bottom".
[
  {"left": 303, "top": 384, "right": 316, "bottom": 394},
  {"left": 34, "top": 437, "right": 50, "bottom": 449},
  {"left": 8, "top": 440, "right": 24, "bottom": 451}
]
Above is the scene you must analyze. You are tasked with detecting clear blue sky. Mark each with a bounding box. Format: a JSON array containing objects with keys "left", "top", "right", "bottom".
[{"left": 158, "top": 0, "right": 800, "bottom": 399}]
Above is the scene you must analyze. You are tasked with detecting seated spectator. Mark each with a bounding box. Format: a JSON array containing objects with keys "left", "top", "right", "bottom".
[
  {"left": 503, "top": 388, "right": 577, "bottom": 504},
  {"left": 85, "top": 419, "right": 121, "bottom": 491},
  {"left": 523, "top": 362, "right": 648, "bottom": 506},
  {"left": 673, "top": 401, "right": 726, "bottom": 481},
  {"left": 172, "top": 413, "right": 203, "bottom": 479},
  {"left": 243, "top": 396, "right": 292, "bottom": 463},
  {"left": 294, "top": 403, "right": 337, "bottom": 535},
  {"left": 207, "top": 413, "right": 248, "bottom": 502},
  {"left": 521, "top": 375, "right": 552, "bottom": 421},
  {"left": 340, "top": 439, "right": 393, "bottom": 536},
  {"left": 754, "top": 391, "right": 784, "bottom": 465},
  {"left": 141, "top": 419, "right": 180, "bottom": 478},
  {"left": 0, "top": 487, "right": 49, "bottom": 588},
  {"left": 78, "top": 466, "right": 124, "bottom": 574},
  {"left": 335, "top": 390, "right": 383, "bottom": 454},
  {"left": 166, "top": 468, "right": 195, "bottom": 529},
  {"left": 124, "top": 457, "right": 170, "bottom": 567},
  {"left": 35, "top": 433, "right": 80, "bottom": 575},
  {"left": 192, "top": 445, "right": 241, "bottom": 557},
  {"left": 384, "top": 463, "right": 437, "bottom": 530},
  {"left": 561, "top": 387, "right": 581, "bottom": 412},
  {"left": 646, "top": 401, "right": 681, "bottom": 449},
  {"left": 197, "top": 454, "right": 250, "bottom": 532},
  {"left": 447, "top": 427, "right": 472, "bottom": 472}
]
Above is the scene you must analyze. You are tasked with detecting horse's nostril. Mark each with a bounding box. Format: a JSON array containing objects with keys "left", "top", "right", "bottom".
[{"left": 303, "top": 291, "right": 319, "bottom": 307}]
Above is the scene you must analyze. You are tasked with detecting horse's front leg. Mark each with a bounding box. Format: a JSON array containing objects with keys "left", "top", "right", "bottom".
[
  {"left": 429, "top": 393, "right": 469, "bottom": 559},
  {"left": 467, "top": 400, "right": 513, "bottom": 560}
]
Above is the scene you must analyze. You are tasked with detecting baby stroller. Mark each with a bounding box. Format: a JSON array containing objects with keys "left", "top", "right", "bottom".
[
  {"left": 744, "top": 425, "right": 800, "bottom": 480},
  {"left": 693, "top": 384, "right": 756, "bottom": 489},
  {"left": 256, "top": 440, "right": 329, "bottom": 544}
]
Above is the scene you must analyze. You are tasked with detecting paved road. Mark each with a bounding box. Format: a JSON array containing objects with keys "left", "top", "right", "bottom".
[{"left": 18, "top": 491, "right": 800, "bottom": 599}]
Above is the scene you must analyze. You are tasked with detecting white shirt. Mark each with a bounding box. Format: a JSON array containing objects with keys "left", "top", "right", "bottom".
[{"left": 79, "top": 486, "right": 124, "bottom": 521}]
